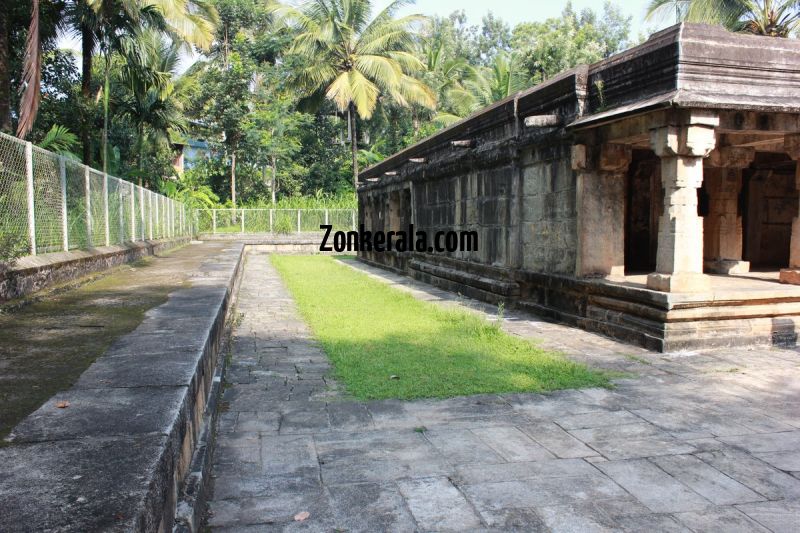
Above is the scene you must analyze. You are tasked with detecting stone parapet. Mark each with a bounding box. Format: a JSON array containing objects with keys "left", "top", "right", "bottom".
[
  {"left": 0, "top": 243, "right": 245, "bottom": 532},
  {"left": 0, "top": 237, "right": 191, "bottom": 303}
]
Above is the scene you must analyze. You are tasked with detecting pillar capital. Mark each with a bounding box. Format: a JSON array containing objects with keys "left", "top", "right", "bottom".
[
  {"left": 785, "top": 133, "right": 800, "bottom": 161},
  {"left": 650, "top": 124, "right": 717, "bottom": 158},
  {"left": 705, "top": 146, "right": 755, "bottom": 169},
  {"left": 599, "top": 144, "right": 632, "bottom": 173},
  {"left": 571, "top": 143, "right": 632, "bottom": 173},
  {"left": 571, "top": 144, "right": 589, "bottom": 171}
]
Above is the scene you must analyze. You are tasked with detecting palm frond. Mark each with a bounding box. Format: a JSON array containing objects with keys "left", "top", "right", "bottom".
[
  {"left": 17, "top": 0, "right": 41, "bottom": 139},
  {"left": 38, "top": 124, "right": 80, "bottom": 156}
]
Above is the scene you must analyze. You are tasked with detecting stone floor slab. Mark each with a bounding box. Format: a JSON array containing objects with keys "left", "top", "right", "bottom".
[
  {"left": 652, "top": 454, "right": 765, "bottom": 505},
  {"left": 596, "top": 459, "right": 711, "bottom": 513},
  {"left": 397, "top": 477, "right": 483, "bottom": 531}
]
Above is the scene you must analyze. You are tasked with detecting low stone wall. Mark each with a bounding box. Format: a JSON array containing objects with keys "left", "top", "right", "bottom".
[
  {"left": 0, "top": 243, "right": 244, "bottom": 532},
  {"left": 0, "top": 237, "right": 191, "bottom": 303},
  {"left": 199, "top": 233, "right": 348, "bottom": 255}
]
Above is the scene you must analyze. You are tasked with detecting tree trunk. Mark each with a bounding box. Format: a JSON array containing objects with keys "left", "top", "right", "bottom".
[
  {"left": 102, "top": 53, "right": 110, "bottom": 174},
  {"left": 0, "top": 7, "right": 11, "bottom": 133},
  {"left": 270, "top": 155, "right": 277, "bottom": 205},
  {"left": 138, "top": 126, "right": 146, "bottom": 186},
  {"left": 349, "top": 102, "right": 358, "bottom": 190},
  {"left": 81, "top": 22, "right": 93, "bottom": 165},
  {"left": 230, "top": 151, "right": 237, "bottom": 209}
]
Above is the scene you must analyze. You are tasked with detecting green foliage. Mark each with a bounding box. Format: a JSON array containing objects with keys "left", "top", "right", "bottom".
[
  {"left": 647, "top": 0, "right": 800, "bottom": 36},
  {"left": 272, "top": 255, "right": 610, "bottom": 400},
  {"left": 37, "top": 124, "right": 79, "bottom": 157},
  {"left": 272, "top": 216, "right": 295, "bottom": 234},
  {"left": 512, "top": 2, "right": 631, "bottom": 83},
  {"left": 7, "top": 0, "right": 641, "bottom": 211},
  {"left": 0, "top": 234, "right": 30, "bottom": 268}
]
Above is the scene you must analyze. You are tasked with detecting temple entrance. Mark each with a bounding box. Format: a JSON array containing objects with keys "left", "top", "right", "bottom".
[
  {"left": 743, "top": 154, "right": 797, "bottom": 270},
  {"left": 625, "top": 150, "right": 660, "bottom": 274}
]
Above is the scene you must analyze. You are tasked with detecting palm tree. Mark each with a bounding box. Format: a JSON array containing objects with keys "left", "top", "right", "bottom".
[
  {"left": 26, "top": 0, "right": 218, "bottom": 162},
  {"left": 117, "top": 30, "right": 187, "bottom": 186},
  {"left": 269, "top": 0, "right": 436, "bottom": 188},
  {"left": 434, "top": 53, "right": 528, "bottom": 126},
  {"left": 646, "top": 0, "right": 800, "bottom": 36}
]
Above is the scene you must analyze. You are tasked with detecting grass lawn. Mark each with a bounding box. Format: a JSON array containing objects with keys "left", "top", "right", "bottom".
[{"left": 270, "top": 255, "right": 610, "bottom": 400}]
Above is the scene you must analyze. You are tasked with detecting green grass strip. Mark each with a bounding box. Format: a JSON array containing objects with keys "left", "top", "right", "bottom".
[{"left": 271, "top": 255, "right": 610, "bottom": 400}]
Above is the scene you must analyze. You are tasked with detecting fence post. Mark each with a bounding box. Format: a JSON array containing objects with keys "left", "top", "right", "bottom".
[
  {"left": 118, "top": 180, "right": 125, "bottom": 242},
  {"left": 154, "top": 194, "right": 159, "bottom": 239},
  {"left": 297, "top": 209, "right": 301, "bottom": 233},
  {"left": 325, "top": 209, "right": 329, "bottom": 227},
  {"left": 269, "top": 209, "right": 273, "bottom": 233},
  {"left": 148, "top": 191, "right": 153, "bottom": 240},
  {"left": 84, "top": 167, "right": 92, "bottom": 246},
  {"left": 59, "top": 156, "right": 69, "bottom": 251},
  {"left": 352, "top": 210, "right": 356, "bottom": 231},
  {"left": 241, "top": 209, "right": 245, "bottom": 234},
  {"left": 130, "top": 182, "right": 136, "bottom": 241},
  {"left": 103, "top": 173, "right": 110, "bottom": 246},
  {"left": 139, "top": 186, "right": 145, "bottom": 240},
  {"left": 24, "top": 141, "right": 36, "bottom": 255},
  {"left": 212, "top": 209, "right": 217, "bottom": 234}
]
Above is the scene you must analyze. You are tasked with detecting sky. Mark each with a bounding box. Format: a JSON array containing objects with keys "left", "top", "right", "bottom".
[
  {"left": 57, "top": 0, "right": 673, "bottom": 73},
  {"left": 375, "top": 0, "right": 668, "bottom": 38}
]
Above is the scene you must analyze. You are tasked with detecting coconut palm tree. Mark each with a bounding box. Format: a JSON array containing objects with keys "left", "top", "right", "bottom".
[
  {"left": 269, "top": 0, "right": 436, "bottom": 188},
  {"left": 646, "top": 0, "right": 800, "bottom": 36}
]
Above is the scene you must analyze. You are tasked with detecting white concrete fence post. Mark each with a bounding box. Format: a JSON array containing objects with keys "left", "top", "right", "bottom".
[
  {"left": 118, "top": 180, "right": 125, "bottom": 242},
  {"left": 103, "top": 173, "right": 110, "bottom": 246},
  {"left": 84, "top": 166, "right": 92, "bottom": 246},
  {"left": 24, "top": 141, "right": 36, "bottom": 255},
  {"left": 241, "top": 209, "right": 245, "bottom": 234},
  {"left": 147, "top": 191, "right": 152, "bottom": 240},
  {"left": 154, "top": 194, "right": 159, "bottom": 239},
  {"left": 352, "top": 210, "right": 356, "bottom": 231},
  {"left": 297, "top": 210, "right": 301, "bottom": 233},
  {"left": 130, "top": 182, "right": 136, "bottom": 241},
  {"left": 139, "top": 186, "right": 145, "bottom": 240},
  {"left": 269, "top": 209, "right": 273, "bottom": 233},
  {"left": 59, "top": 156, "right": 69, "bottom": 251},
  {"left": 212, "top": 209, "right": 217, "bottom": 234},
  {"left": 325, "top": 209, "right": 329, "bottom": 227}
]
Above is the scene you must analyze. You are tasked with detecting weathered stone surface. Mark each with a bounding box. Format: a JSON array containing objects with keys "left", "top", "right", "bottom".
[
  {"left": 676, "top": 507, "right": 770, "bottom": 533},
  {"left": 0, "top": 435, "right": 172, "bottom": 532},
  {"left": 651, "top": 454, "right": 764, "bottom": 505},
  {"left": 0, "top": 242, "right": 244, "bottom": 532},
  {"left": 0, "top": 237, "right": 190, "bottom": 303},
  {"left": 357, "top": 23, "right": 800, "bottom": 350},
  {"left": 207, "top": 254, "right": 800, "bottom": 531},
  {"left": 595, "top": 459, "right": 711, "bottom": 513},
  {"left": 397, "top": 477, "right": 484, "bottom": 530}
]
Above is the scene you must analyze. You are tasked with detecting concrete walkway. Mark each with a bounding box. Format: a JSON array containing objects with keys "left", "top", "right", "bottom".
[{"left": 207, "top": 253, "right": 800, "bottom": 532}]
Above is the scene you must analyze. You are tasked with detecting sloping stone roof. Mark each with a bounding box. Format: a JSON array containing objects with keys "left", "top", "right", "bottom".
[{"left": 360, "top": 23, "right": 800, "bottom": 181}]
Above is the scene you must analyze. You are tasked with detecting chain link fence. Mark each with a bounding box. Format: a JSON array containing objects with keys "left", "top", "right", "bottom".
[
  {"left": 197, "top": 208, "right": 356, "bottom": 235},
  {"left": 0, "top": 131, "right": 194, "bottom": 258}
]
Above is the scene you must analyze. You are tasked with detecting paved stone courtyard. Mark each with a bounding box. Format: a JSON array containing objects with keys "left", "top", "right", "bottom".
[{"left": 207, "top": 252, "right": 800, "bottom": 532}]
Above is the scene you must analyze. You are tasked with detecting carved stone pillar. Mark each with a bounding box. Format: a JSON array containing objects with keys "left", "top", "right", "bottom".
[
  {"left": 573, "top": 143, "right": 631, "bottom": 279},
  {"left": 703, "top": 146, "right": 755, "bottom": 274},
  {"left": 647, "top": 116, "right": 717, "bottom": 292},
  {"left": 780, "top": 134, "right": 800, "bottom": 284}
]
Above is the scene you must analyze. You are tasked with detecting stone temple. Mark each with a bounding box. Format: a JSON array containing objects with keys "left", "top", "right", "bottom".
[{"left": 357, "top": 23, "right": 800, "bottom": 351}]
